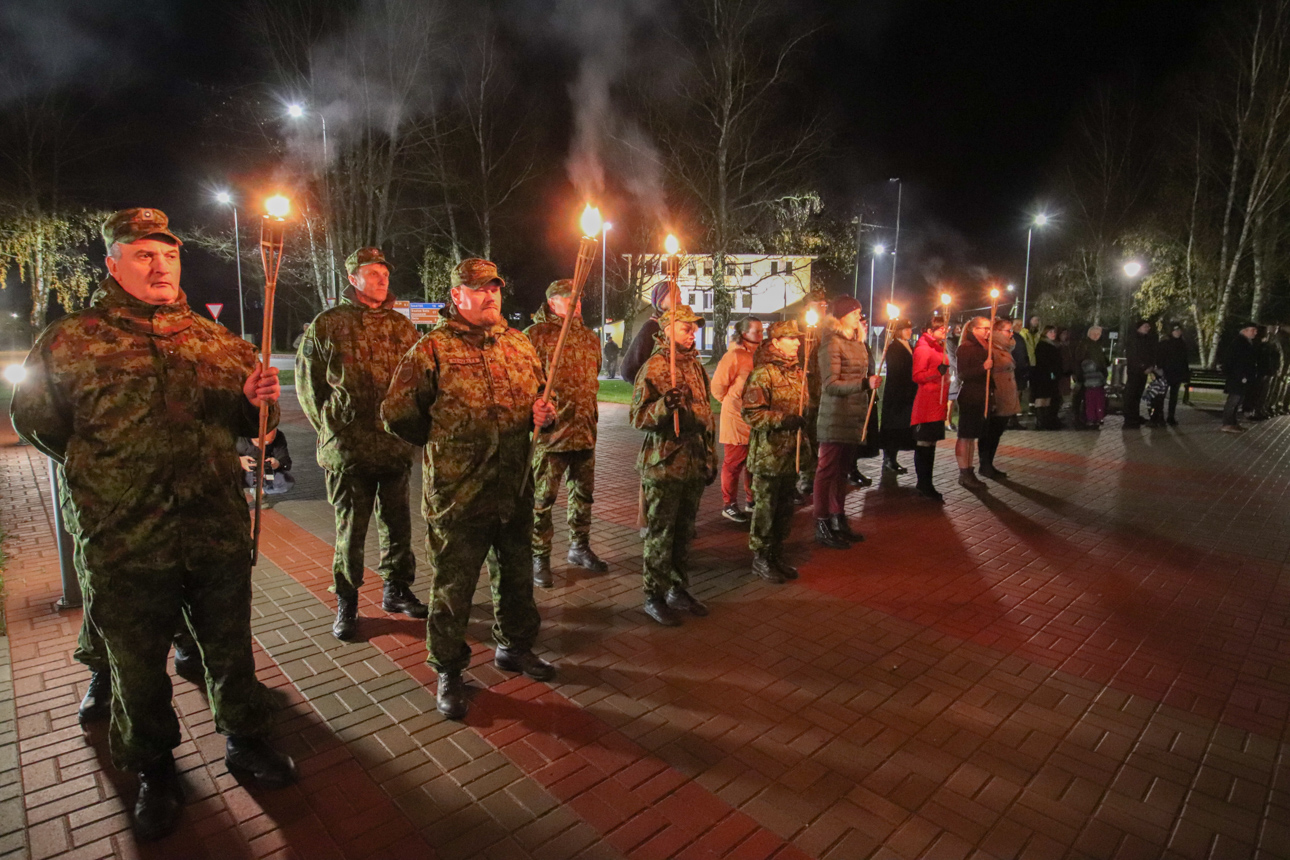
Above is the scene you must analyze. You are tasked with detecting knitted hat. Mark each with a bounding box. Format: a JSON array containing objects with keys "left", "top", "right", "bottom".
[{"left": 829, "top": 295, "right": 862, "bottom": 319}]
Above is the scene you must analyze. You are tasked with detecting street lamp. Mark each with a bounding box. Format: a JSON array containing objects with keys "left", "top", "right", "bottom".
[
  {"left": 1123, "top": 260, "right": 1143, "bottom": 278},
  {"left": 601, "top": 221, "right": 613, "bottom": 354},
  {"left": 869, "top": 244, "right": 885, "bottom": 349},
  {"left": 1022, "top": 213, "right": 1049, "bottom": 323},
  {"left": 888, "top": 178, "right": 902, "bottom": 302},
  {"left": 215, "top": 191, "right": 247, "bottom": 338},
  {"left": 287, "top": 101, "right": 337, "bottom": 302}
]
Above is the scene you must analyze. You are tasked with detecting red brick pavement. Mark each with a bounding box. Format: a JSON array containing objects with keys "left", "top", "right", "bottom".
[{"left": 1, "top": 400, "right": 1289, "bottom": 859}]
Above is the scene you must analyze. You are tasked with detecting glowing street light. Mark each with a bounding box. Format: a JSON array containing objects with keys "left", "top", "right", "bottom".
[
  {"left": 214, "top": 190, "right": 246, "bottom": 338},
  {"left": 3, "top": 364, "right": 26, "bottom": 385},
  {"left": 1022, "top": 212, "right": 1051, "bottom": 322},
  {"left": 1123, "top": 260, "right": 1143, "bottom": 278},
  {"left": 286, "top": 103, "right": 305, "bottom": 118}
]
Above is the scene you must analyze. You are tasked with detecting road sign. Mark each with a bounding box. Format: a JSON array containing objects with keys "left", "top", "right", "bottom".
[{"left": 206, "top": 303, "right": 224, "bottom": 321}]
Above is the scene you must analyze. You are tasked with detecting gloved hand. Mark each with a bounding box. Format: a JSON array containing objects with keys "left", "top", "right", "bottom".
[
  {"left": 663, "top": 387, "right": 684, "bottom": 411},
  {"left": 781, "top": 414, "right": 806, "bottom": 432},
  {"left": 937, "top": 363, "right": 949, "bottom": 375}
]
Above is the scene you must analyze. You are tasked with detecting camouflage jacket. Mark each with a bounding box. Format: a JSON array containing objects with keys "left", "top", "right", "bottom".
[
  {"left": 10, "top": 277, "right": 274, "bottom": 566},
  {"left": 629, "top": 333, "right": 716, "bottom": 483},
  {"left": 742, "top": 347, "right": 814, "bottom": 476},
  {"left": 296, "top": 287, "right": 419, "bottom": 473},
  {"left": 524, "top": 303, "right": 600, "bottom": 453},
  {"left": 381, "top": 313, "right": 545, "bottom": 526}
]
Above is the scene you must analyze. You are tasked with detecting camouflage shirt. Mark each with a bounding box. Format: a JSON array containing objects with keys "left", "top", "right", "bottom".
[
  {"left": 524, "top": 303, "right": 600, "bottom": 453},
  {"left": 10, "top": 276, "right": 274, "bottom": 566},
  {"left": 381, "top": 312, "right": 545, "bottom": 526},
  {"left": 629, "top": 333, "right": 716, "bottom": 483},
  {"left": 742, "top": 347, "right": 814, "bottom": 476},
  {"left": 296, "top": 287, "right": 419, "bottom": 474}
]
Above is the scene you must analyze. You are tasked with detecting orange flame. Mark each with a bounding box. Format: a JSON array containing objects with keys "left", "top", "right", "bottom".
[
  {"left": 580, "top": 205, "right": 602, "bottom": 238},
  {"left": 664, "top": 234, "right": 680, "bottom": 256},
  {"left": 885, "top": 303, "right": 900, "bottom": 320},
  {"left": 265, "top": 195, "right": 290, "bottom": 218}
]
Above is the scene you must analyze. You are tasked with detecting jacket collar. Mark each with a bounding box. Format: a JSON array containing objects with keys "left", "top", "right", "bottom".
[
  {"left": 341, "top": 284, "right": 398, "bottom": 310},
  {"left": 91, "top": 276, "right": 194, "bottom": 337},
  {"left": 534, "top": 302, "right": 584, "bottom": 328},
  {"left": 441, "top": 313, "right": 509, "bottom": 345},
  {"left": 651, "top": 329, "right": 698, "bottom": 358}
]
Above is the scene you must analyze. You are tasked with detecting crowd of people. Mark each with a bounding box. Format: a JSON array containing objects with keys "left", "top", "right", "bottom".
[{"left": 9, "top": 205, "right": 1286, "bottom": 842}]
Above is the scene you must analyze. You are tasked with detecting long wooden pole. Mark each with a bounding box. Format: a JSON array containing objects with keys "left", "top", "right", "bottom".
[
  {"left": 252, "top": 216, "right": 286, "bottom": 565},
  {"left": 860, "top": 322, "right": 894, "bottom": 444},
  {"left": 665, "top": 255, "right": 681, "bottom": 437},
  {"left": 983, "top": 296, "right": 998, "bottom": 419},
  {"left": 794, "top": 323, "right": 817, "bottom": 471}
]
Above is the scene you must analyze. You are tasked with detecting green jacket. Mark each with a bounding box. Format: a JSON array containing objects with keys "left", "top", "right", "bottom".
[
  {"left": 381, "top": 313, "right": 545, "bottom": 526},
  {"left": 10, "top": 277, "right": 273, "bottom": 567},
  {"left": 296, "top": 288, "right": 419, "bottom": 474},
  {"left": 742, "top": 347, "right": 814, "bottom": 476},
  {"left": 524, "top": 303, "right": 600, "bottom": 453},
  {"left": 629, "top": 333, "right": 716, "bottom": 483}
]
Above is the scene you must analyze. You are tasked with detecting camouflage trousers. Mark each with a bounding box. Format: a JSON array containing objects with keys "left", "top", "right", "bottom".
[
  {"left": 749, "top": 473, "right": 797, "bottom": 555},
  {"left": 796, "top": 414, "right": 818, "bottom": 494},
  {"left": 425, "top": 506, "right": 541, "bottom": 674},
  {"left": 640, "top": 478, "right": 704, "bottom": 598},
  {"left": 325, "top": 468, "right": 416, "bottom": 599},
  {"left": 77, "top": 541, "right": 273, "bottom": 771},
  {"left": 532, "top": 447, "right": 596, "bottom": 558}
]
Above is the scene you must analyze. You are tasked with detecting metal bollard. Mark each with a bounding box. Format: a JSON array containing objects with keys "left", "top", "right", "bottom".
[{"left": 47, "top": 459, "right": 81, "bottom": 610}]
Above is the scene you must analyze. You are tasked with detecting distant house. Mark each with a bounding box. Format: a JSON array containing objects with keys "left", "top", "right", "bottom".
[{"left": 618, "top": 253, "right": 817, "bottom": 353}]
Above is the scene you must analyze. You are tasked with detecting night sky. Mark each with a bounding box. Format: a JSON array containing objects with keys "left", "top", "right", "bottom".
[{"left": 0, "top": 0, "right": 1215, "bottom": 325}]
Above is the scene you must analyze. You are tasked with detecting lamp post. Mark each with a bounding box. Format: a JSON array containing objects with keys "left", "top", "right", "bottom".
[
  {"left": 287, "top": 102, "right": 338, "bottom": 303},
  {"left": 888, "top": 178, "right": 902, "bottom": 302},
  {"left": 1022, "top": 213, "right": 1048, "bottom": 323},
  {"left": 601, "top": 221, "right": 612, "bottom": 353},
  {"left": 869, "top": 244, "right": 885, "bottom": 349},
  {"left": 1118, "top": 260, "right": 1145, "bottom": 360},
  {"left": 215, "top": 191, "right": 247, "bottom": 338}
]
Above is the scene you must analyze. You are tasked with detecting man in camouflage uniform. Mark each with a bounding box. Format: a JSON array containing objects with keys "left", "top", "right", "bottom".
[
  {"left": 628, "top": 304, "right": 716, "bottom": 627},
  {"left": 796, "top": 290, "right": 829, "bottom": 502},
  {"left": 382, "top": 259, "right": 558, "bottom": 720},
  {"left": 525, "top": 279, "right": 608, "bottom": 587},
  {"left": 11, "top": 209, "right": 296, "bottom": 841},
  {"left": 742, "top": 321, "right": 812, "bottom": 584},
  {"left": 297, "top": 247, "right": 426, "bottom": 641}
]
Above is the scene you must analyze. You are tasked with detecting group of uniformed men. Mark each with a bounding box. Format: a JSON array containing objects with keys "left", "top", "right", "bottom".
[{"left": 10, "top": 207, "right": 842, "bottom": 841}]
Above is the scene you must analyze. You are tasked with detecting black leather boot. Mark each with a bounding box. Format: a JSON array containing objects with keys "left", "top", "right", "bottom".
[
  {"left": 495, "top": 647, "right": 557, "bottom": 681},
  {"left": 567, "top": 543, "right": 608, "bottom": 572},
  {"left": 666, "top": 586, "right": 709, "bottom": 616},
  {"left": 814, "top": 518, "right": 848, "bottom": 549},
  {"left": 333, "top": 595, "right": 357, "bottom": 641},
  {"left": 382, "top": 583, "right": 429, "bottom": 618},
  {"left": 133, "top": 752, "right": 183, "bottom": 842},
  {"left": 172, "top": 647, "right": 206, "bottom": 687},
  {"left": 644, "top": 595, "right": 683, "bottom": 626},
  {"left": 437, "top": 672, "right": 468, "bottom": 719},
  {"left": 913, "top": 447, "right": 943, "bottom": 502},
  {"left": 752, "top": 553, "right": 785, "bottom": 583},
  {"left": 769, "top": 553, "right": 799, "bottom": 580},
  {"left": 532, "top": 556, "right": 553, "bottom": 588},
  {"left": 78, "top": 671, "right": 111, "bottom": 725},
  {"left": 828, "top": 514, "right": 863, "bottom": 543},
  {"left": 225, "top": 736, "right": 298, "bottom": 789}
]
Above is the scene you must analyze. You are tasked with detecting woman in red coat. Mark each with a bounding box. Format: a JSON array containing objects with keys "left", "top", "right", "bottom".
[{"left": 910, "top": 315, "right": 950, "bottom": 501}]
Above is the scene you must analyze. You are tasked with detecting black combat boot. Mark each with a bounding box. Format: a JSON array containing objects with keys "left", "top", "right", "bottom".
[
  {"left": 225, "top": 736, "right": 298, "bottom": 789},
  {"left": 382, "top": 583, "right": 429, "bottom": 618},
  {"left": 437, "top": 672, "right": 468, "bottom": 719},
  {"left": 847, "top": 467, "right": 872, "bottom": 487},
  {"left": 828, "top": 514, "right": 863, "bottom": 543},
  {"left": 814, "top": 518, "right": 848, "bottom": 549},
  {"left": 752, "top": 553, "right": 785, "bottom": 584},
  {"left": 913, "top": 447, "right": 943, "bottom": 502},
  {"left": 567, "top": 543, "right": 608, "bottom": 572},
  {"left": 333, "top": 595, "right": 357, "bottom": 641},
  {"left": 78, "top": 671, "right": 111, "bottom": 725},
  {"left": 644, "top": 595, "right": 683, "bottom": 626},
  {"left": 172, "top": 647, "right": 205, "bottom": 687},
  {"left": 495, "top": 647, "right": 557, "bottom": 681},
  {"left": 133, "top": 752, "right": 183, "bottom": 842},
  {"left": 769, "top": 553, "right": 800, "bottom": 580},
  {"left": 882, "top": 451, "right": 907, "bottom": 474},
  {"left": 532, "top": 556, "right": 553, "bottom": 588},
  {"left": 665, "top": 586, "right": 709, "bottom": 616}
]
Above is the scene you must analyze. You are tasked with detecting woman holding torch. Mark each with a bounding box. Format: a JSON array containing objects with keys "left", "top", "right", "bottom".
[
  {"left": 953, "top": 316, "right": 993, "bottom": 489},
  {"left": 909, "top": 314, "right": 951, "bottom": 501}
]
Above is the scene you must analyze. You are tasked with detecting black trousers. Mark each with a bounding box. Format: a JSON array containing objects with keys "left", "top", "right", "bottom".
[
  {"left": 1167, "top": 383, "right": 1183, "bottom": 420},
  {"left": 1124, "top": 371, "right": 1147, "bottom": 422},
  {"left": 978, "top": 416, "right": 1008, "bottom": 466}
]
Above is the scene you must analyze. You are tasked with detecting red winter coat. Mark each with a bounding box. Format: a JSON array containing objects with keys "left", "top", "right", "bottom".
[{"left": 910, "top": 335, "right": 949, "bottom": 425}]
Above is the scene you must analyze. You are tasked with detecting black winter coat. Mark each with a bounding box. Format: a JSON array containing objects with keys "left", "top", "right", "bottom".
[
  {"left": 957, "top": 337, "right": 990, "bottom": 406},
  {"left": 1032, "top": 339, "right": 1062, "bottom": 399},
  {"left": 621, "top": 316, "right": 661, "bottom": 383},
  {"left": 1223, "top": 336, "right": 1259, "bottom": 395},
  {"left": 1126, "top": 330, "right": 1158, "bottom": 375},
  {"left": 1158, "top": 337, "right": 1190, "bottom": 385},
  {"left": 879, "top": 339, "right": 917, "bottom": 449}
]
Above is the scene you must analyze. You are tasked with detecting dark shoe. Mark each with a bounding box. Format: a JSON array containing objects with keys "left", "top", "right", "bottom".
[
  {"left": 917, "top": 483, "right": 944, "bottom": 502},
  {"left": 172, "top": 648, "right": 205, "bottom": 687},
  {"left": 721, "top": 504, "right": 750, "bottom": 523},
  {"left": 78, "top": 671, "right": 111, "bottom": 725},
  {"left": 828, "top": 513, "right": 863, "bottom": 543},
  {"left": 225, "top": 736, "right": 298, "bottom": 789},
  {"left": 494, "top": 647, "right": 556, "bottom": 681},
  {"left": 134, "top": 753, "right": 183, "bottom": 842},
  {"left": 882, "top": 455, "right": 907, "bottom": 474},
  {"left": 333, "top": 596, "right": 357, "bottom": 641},
  {"left": 769, "top": 553, "right": 799, "bottom": 580},
  {"left": 382, "top": 583, "right": 428, "bottom": 619},
  {"left": 978, "top": 464, "right": 1008, "bottom": 480},
  {"left": 958, "top": 468, "right": 986, "bottom": 489},
  {"left": 644, "top": 596, "right": 683, "bottom": 626},
  {"left": 792, "top": 489, "right": 810, "bottom": 506},
  {"left": 437, "top": 672, "right": 468, "bottom": 720},
  {"left": 814, "top": 519, "right": 849, "bottom": 549},
  {"left": 666, "top": 587, "right": 709, "bottom": 616},
  {"left": 532, "top": 556, "right": 553, "bottom": 589},
  {"left": 751, "top": 553, "right": 786, "bottom": 584},
  {"left": 847, "top": 468, "right": 872, "bottom": 488},
  {"left": 567, "top": 543, "right": 608, "bottom": 573}
]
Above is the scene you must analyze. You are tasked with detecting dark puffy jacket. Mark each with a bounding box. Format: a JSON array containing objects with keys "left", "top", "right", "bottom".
[
  {"left": 1032, "top": 339, "right": 1062, "bottom": 399},
  {"left": 1126, "top": 328, "right": 1158, "bottom": 375},
  {"left": 814, "top": 318, "right": 874, "bottom": 444},
  {"left": 1158, "top": 336, "right": 1190, "bottom": 385},
  {"left": 957, "top": 335, "right": 990, "bottom": 407},
  {"left": 621, "top": 316, "right": 661, "bottom": 383}
]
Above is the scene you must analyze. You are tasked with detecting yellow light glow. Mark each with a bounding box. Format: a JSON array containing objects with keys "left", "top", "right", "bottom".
[
  {"left": 580, "top": 205, "right": 602, "bottom": 237},
  {"left": 3, "top": 364, "right": 26, "bottom": 385},
  {"left": 885, "top": 303, "right": 900, "bottom": 320},
  {"left": 989, "top": 288, "right": 1000, "bottom": 299},
  {"left": 664, "top": 234, "right": 680, "bottom": 256},
  {"left": 805, "top": 308, "right": 819, "bottom": 327},
  {"left": 265, "top": 195, "right": 290, "bottom": 218},
  {"left": 940, "top": 292, "right": 952, "bottom": 306}
]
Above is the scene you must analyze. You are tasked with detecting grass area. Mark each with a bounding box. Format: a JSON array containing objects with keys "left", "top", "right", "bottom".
[
  {"left": 598, "top": 378, "right": 722, "bottom": 413},
  {"left": 277, "top": 368, "right": 295, "bottom": 387}
]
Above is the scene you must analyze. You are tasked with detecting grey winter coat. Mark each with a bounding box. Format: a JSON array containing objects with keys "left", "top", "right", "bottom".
[{"left": 815, "top": 318, "right": 874, "bottom": 444}]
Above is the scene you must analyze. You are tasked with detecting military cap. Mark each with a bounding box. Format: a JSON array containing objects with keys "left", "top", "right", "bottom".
[
  {"left": 767, "top": 320, "right": 804, "bottom": 339},
  {"left": 451, "top": 258, "right": 505, "bottom": 289},
  {"left": 663, "top": 304, "right": 704, "bottom": 326},
  {"left": 545, "top": 279, "right": 575, "bottom": 299},
  {"left": 102, "top": 208, "right": 183, "bottom": 249},
  {"left": 345, "top": 246, "right": 392, "bottom": 275}
]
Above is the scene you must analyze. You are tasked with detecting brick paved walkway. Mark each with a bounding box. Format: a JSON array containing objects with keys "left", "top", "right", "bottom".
[{"left": 0, "top": 394, "right": 1288, "bottom": 859}]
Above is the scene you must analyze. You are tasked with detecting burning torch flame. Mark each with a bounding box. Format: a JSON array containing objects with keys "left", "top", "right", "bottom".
[
  {"left": 580, "top": 205, "right": 602, "bottom": 238},
  {"left": 664, "top": 234, "right": 680, "bottom": 256},
  {"left": 885, "top": 303, "right": 900, "bottom": 321},
  {"left": 940, "top": 292, "right": 952, "bottom": 306},
  {"left": 805, "top": 308, "right": 819, "bottom": 327},
  {"left": 265, "top": 195, "right": 290, "bottom": 219},
  {"left": 989, "top": 287, "right": 1000, "bottom": 300}
]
